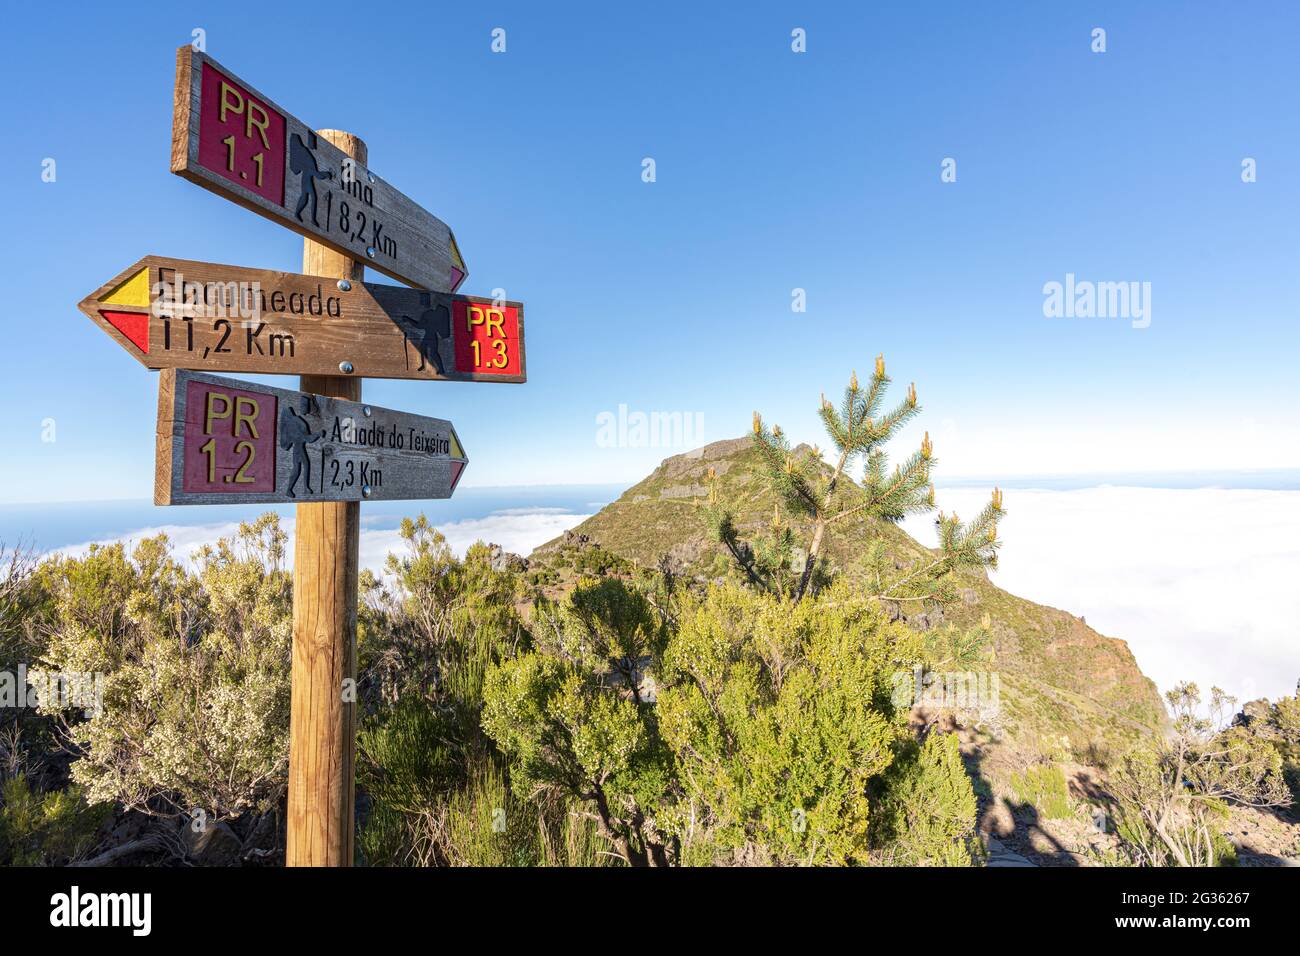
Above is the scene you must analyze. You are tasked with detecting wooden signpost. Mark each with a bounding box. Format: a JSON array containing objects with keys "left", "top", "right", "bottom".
[
  {"left": 78, "top": 256, "right": 525, "bottom": 382},
  {"left": 76, "top": 47, "right": 523, "bottom": 867},
  {"left": 156, "top": 369, "right": 468, "bottom": 505},
  {"left": 171, "top": 47, "right": 467, "bottom": 293}
]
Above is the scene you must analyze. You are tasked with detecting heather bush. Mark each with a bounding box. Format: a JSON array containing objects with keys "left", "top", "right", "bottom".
[{"left": 34, "top": 515, "right": 292, "bottom": 820}]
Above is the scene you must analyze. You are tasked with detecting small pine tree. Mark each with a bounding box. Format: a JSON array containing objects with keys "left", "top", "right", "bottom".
[{"left": 705, "top": 356, "right": 1005, "bottom": 604}]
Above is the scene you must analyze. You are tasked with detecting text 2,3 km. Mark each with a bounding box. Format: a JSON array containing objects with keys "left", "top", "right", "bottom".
[{"left": 328, "top": 457, "right": 383, "bottom": 491}]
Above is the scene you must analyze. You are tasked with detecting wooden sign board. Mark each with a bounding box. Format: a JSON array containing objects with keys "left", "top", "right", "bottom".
[
  {"left": 171, "top": 47, "right": 467, "bottom": 293},
  {"left": 156, "top": 369, "right": 468, "bottom": 505},
  {"left": 78, "top": 256, "right": 524, "bottom": 382}
]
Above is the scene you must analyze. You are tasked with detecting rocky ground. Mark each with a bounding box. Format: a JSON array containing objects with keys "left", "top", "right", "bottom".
[{"left": 962, "top": 726, "right": 1300, "bottom": 868}]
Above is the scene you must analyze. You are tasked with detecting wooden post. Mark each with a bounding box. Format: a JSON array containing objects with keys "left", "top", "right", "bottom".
[{"left": 287, "top": 129, "right": 366, "bottom": 867}]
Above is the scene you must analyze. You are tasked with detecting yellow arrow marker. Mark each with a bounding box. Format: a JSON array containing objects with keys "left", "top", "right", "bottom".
[
  {"left": 102, "top": 267, "right": 151, "bottom": 308},
  {"left": 449, "top": 234, "right": 465, "bottom": 274}
]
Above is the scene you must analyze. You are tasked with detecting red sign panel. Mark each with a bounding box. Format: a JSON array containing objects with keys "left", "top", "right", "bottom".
[
  {"left": 181, "top": 379, "right": 277, "bottom": 494},
  {"left": 197, "top": 62, "right": 287, "bottom": 207},
  {"left": 453, "top": 301, "right": 521, "bottom": 376}
]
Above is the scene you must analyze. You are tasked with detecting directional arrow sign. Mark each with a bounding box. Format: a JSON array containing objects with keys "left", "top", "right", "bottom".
[
  {"left": 171, "top": 47, "right": 467, "bottom": 292},
  {"left": 78, "top": 256, "right": 525, "bottom": 382},
  {"left": 156, "top": 369, "right": 467, "bottom": 505}
]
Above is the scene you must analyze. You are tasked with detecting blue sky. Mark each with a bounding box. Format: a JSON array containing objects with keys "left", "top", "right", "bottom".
[{"left": 4, "top": 1, "right": 1300, "bottom": 503}]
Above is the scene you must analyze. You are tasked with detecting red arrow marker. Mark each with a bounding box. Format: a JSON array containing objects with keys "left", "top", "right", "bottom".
[{"left": 100, "top": 310, "right": 149, "bottom": 353}]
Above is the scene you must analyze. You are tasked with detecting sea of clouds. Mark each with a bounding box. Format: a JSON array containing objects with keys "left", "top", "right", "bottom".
[
  {"left": 51, "top": 508, "right": 591, "bottom": 582},
  {"left": 48, "top": 487, "right": 1299, "bottom": 706},
  {"left": 902, "top": 486, "right": 1300, "bottom": 705}
]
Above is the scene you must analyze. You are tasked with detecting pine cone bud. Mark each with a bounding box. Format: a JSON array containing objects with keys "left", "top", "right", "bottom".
[
  {"left": 753, "top": 412, "right": 762, "bottom": 434},
  {"left": 849, "top": 370, "right": 859, "bottom": 392},
  {"left": 921, "top": 431, "right": 933, "bottom": 459},
  {"left": 991, "top": 487, "right": 1003, "bottom": 510},
  {"left": 875, "top": 354, "right": 886, "bottom": 377},
  {"left": 907, "top": 382, "right": 917, "bottom": 407}
]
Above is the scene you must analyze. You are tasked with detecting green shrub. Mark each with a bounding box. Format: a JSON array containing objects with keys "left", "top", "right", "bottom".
[
  {"left": 0, "top": 544, "right": 59, "bottom": 778},
  {"left": 485, "top": 578, "right": 962, "bottom": 866},
  {"left": 1109, "top": 684, "right": 1289, "bottom": 867},
  {"left": 528, "top": 566, "right": 560, "bottom": 588},
  {"left": 359, "top": 696, "right": 460, "bottom": 815},
  {"left": 657, "top": 581, "right": 923, "bottom": 865},
  {"left": 871, "top": 731, "right": 981, "bottom": 866},
  {"left": 357, "top": 518, "right": 568, "bottom": 867},
  {"left": 1210, "top": 825, "right": 1238, "bottom": 867},
  {"left": 1009, "top": 764, "right": 1073, "bottom": 820},
  {"left": 445, "top": 761, "right": 529, "bottom": 866},
  {"left": 0, "top": 775, "right": 111, "bottom": 865},
  {"left": 534, "top": 797, "right": 607, "bottom": 867}
]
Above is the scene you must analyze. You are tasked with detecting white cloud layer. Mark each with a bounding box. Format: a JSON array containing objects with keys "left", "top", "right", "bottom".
[
  {"left": 902, "top": 486, "right": 1300, "bottom": 705},
  {"left": 357, "top": 511, "right": 590, "bottom": 571},
  {"left": 51, "top": 510, "right": 590, "bottom": 577}
]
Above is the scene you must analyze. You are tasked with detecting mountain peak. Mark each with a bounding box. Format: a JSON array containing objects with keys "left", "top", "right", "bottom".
[
  {"left": 533, "top": 434, "right": 1166, "bottom": 757},
  {"left": 650, "top": 436, "right": 751, "bottom": 482}
]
